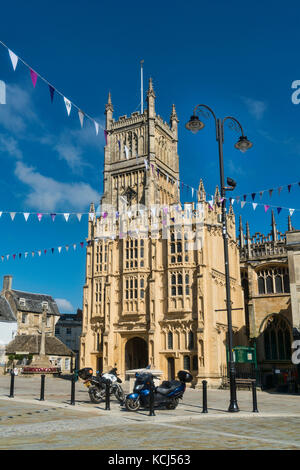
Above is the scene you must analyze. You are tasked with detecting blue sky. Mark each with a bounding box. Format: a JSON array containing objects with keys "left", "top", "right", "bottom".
[{"left": 0, "top": 0, "right": 299, "bottom": 313}]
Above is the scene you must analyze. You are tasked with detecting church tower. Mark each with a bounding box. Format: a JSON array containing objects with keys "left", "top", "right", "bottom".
[{"left": 101, "top": 78, "right": 180, "bottom": 211}]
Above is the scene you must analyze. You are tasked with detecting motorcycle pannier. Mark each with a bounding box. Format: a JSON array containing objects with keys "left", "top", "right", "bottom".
[
  {"left": 78, "top": 368, "right": 93, "bottom": 380},
  {"left": 178, "top": 370, "right": 193, "bottom": 383}
]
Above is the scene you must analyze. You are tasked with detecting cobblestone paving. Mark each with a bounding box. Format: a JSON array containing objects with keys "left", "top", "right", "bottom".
[{"left": 1, "top": 376, "right": 300, "bottom": 450}]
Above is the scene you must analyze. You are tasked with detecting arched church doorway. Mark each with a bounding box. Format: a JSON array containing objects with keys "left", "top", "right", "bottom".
[{"left": 125, "top": 337, "right": 148, "bottom": 371}]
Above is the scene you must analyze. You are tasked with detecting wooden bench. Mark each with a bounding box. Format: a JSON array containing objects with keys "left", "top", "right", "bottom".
[{"left": 221, "top": 377, "right": 256, "bottom": 390}]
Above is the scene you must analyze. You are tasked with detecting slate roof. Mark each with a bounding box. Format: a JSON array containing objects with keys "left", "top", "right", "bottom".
[
  {"left": 10, "top": 290, "right": 60, "bottom": 316},
  {"left": 0, "top": 296, "right": 17, "bottom": 322},
  {"left": 6, "top": 335, "right": 75, "bottom": 356}
]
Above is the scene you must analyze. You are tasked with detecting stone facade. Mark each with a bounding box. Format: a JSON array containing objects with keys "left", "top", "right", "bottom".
[
  {"left": 80, "top": 80, "right": 247, "bottom": 387},
  {"left": 239, "top": 213, "right": 299, "bottom": 385}
]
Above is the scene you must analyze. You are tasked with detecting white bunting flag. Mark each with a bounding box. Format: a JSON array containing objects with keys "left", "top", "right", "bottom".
[
  {"left": 0, "top": 212, "right": 2, "bottom": 217},
  {"left": 241, "top": 201, "right": 246, "bottom": 209},
  {"left": 24, "top": 213, "right": 30, "bottom": 221},
  {"left": 78, "top": 110, "right": 84, "bottom": 128},
  {"left": 8, "top": 49, "right": 18, "bottom": 71},
  {"left": 10, "top": 212, "right": 16, "bottom": 221},
  {"left": 65, "top": 245, "right": 69, "bottom": 251},
  {"left": 89, "top": 212, "right": 95, "bottom": 222},
  {"left": 124, "top": 145, "right": 129, "bottom": 160},
  {"left": 73, "top": 244, "right": 77, "bottom": 250},
  {"left": 6, "top": 255, "right": 9, "bottom": 260},
  {"left": 94, "top": 121, "right": 99, "bottom": 135},
  {"left": 252, "top": 203, "right": 258, "bottom": 211},
  {"left": 64, "top": 213, "right": 70, "bottom": 222},
  {"left": 64, "top": 97, "right": 72, "bottom": 116},
  {"left": 38, "top": 250, "right": 41, "bottom": 257},
  {"left": 76, "top": 213, "right": 82, "bottom": 222},
  {"left": 58, "top": 247, "right": 62, "bottom": 253},
  {"left": 289, "top": 208, "right": 295, "bottom": 216},
  {"left": 231, "top": 199, "right": 235, "bottom": 205},
  {"left": 25, "top": 252, "right": 28, "bottom": 259}
]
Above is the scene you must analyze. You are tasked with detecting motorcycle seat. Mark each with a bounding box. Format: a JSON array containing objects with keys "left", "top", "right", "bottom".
[{"left": 156, "top": 381, "right": 182, "bottom": 395}]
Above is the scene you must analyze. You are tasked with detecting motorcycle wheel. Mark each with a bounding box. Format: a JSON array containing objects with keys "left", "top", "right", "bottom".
[
  {"left": 125, "top": 398, "right": 140, "bottom": 411},
  {"left": 166, "top": 397, "right": 179, "bottom": 410},
  {"left": 114, "top": 386, "right": 125, "bottom": 404},
  {"left": 88, "top": 386, "right": 105, "bottom": 404}
]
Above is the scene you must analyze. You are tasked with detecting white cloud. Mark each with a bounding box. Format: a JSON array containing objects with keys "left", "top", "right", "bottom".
[
  {"left": 0, "top": 83, "right": 38, "bottom": 134},
  {"left": 55, "top": 298, "right": 74, "bottom": 313},
  {"left": 242, "top": 97, "right": 267, "bottom": 120},
  {"left": 15, "top": 161, "right": 99, "bottom": 211}
]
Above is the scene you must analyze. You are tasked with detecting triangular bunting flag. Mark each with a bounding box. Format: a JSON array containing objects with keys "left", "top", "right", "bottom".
[
  {"left": 289, "top": 208, "right": 295, "bottom": 216},
  {"left": 76, "top": 213, "right": 82, "bottom": 222},
  {"left": 252, "top": 203, "right": 258, "bottom": 210},
  {"left": 58, "top": 247, "right": 62, "bottom": 253},
  {"left": 24, "top": 253, "right": 28, "bottom": 259},
  {"left": 65, "top": 245, "right": 69, "bottom": 251},
  {"left": 288, "top": 184, "right": 292, "bottom": 193},
  {"left": 94, "top": 121, "right": 99, "bottom": 135},
  {"left": 241, "top": 201, "right": 246, "bottom": 209},
  {"left": 268, "top": 189, "right": 273, "bottom": 198},
  {"left": 80, "top": 242, "right": 84, "bottom": 248},
  {"left": 37, "top": 213, "right": 43, "bottom": 222},
  {"left": 30, "top": 69, "right": 38, "bottom": 88},
  {"left": 49, "top": 85, "right": 55, "bottom": 103},
  {"left": 10, "top": 212, "right": 16, "bottom": 221},
  {"left": 259, "top": 191, "right": 264, "bottom": 199},
  {"left": 277, "top": 207, "right": 282, "bottom": 215},
  {"left": 73, "top": 244, "right": 77, "bottom": 250},
  {"left": 64, "top": 97, "right": 72, "bottom": 116},
  {"left": 264, "top": 205, "right": 270, "bottom": 213},
  {"left": 13, "top": 254, "right": 16, "bottom": 260},
  {"left": 0, "top": 212, "right": 2, "bottom": 217},
  {"left": 64, "top": 213, "right": 70, "bottom": 222},
  {"left": 38, "top": 250, "right": 41, "bottom": 257},
  {"left": 50, "top": 213, "right": 56, "bottom": 222},
  {"left": 251, "top": 193, "right": 256, "bottom": 201},
  {"left": 278, "top": 186, "right": 282, "bottom": 195},
  {"left": 78, "top": 110, "right": 84, "bottom": 128},
  {"left": 8, "top": 49, "right": 18, "bottom": 71},
  {"left": 24, "top": 213, "right": 30, "bottom": 221},
  {"left": 31, "top": 252, "right": 35, "bottom": 257}
]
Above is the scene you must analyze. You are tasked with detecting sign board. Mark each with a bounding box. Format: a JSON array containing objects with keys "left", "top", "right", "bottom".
[{"left": 227, "top": 345, "right": 257, "bottom": 366}]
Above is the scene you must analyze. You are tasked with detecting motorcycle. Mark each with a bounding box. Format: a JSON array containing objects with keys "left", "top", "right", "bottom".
[
  {"left": 78, "top": 367, "right": 125, "bottom": 404},
  {"left": 124, "top": 370, "right": 193, "bottom": 411}
]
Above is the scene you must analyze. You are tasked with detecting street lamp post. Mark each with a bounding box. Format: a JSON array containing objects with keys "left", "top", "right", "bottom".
[{"left": 186, "top": 105, "right": 252, "bottom": 412}]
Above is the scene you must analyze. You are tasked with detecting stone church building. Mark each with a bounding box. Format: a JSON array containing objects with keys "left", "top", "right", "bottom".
[{"left": 79, "top": 79, "right": 248, "bottom": 387}]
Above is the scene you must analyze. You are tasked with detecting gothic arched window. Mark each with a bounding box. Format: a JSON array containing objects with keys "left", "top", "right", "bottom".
[
  {"left": 263, "top": 315, "right": 291, "bottom": 361},
  {"left": 183, "top": 355, "right": 190, "bottom": 371},
  {"left": 168, "top": 331, "right": 173, "bottom": 350}
]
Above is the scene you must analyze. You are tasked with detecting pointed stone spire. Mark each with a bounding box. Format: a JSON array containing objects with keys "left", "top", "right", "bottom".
[
  {"left": 214, "top": 185, "right": 221, "bottom": 203},
  {"left": 271, "top": 210, "right": 277, "bottom": 241},
  {"left": 288, "top": 214, "right": 293, "bottom": 231},
  {"left": 170, "top": 103, "right": 179, "bottom": 139},
  {"left": 147, "top": 77, "right": 156, "bottom": 98},
  {"left": 246, "top": 221, "right": 251, "bottom": 245},
  {"left": 105, "top": 91, "right": 113, "bottom": 130},
  {"left": 147, "top": 77, "right": 156, "bottom": 120},
  {"left": 197, "top": 179, "right": 206, "bottom": 202},
  {"left": 239, "top": 215, "right": 244, "bottom": 248}
]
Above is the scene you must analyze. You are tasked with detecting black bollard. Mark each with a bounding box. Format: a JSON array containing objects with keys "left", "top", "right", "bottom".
[
  {"left": 105, "top": 380, "right": 110, "bottom": 410},
  {"left": 252, "top": 381, "right": 259, "bottom": 413},
  {"left": 202, "top": 380, "right": 208, "bottom": 413},
  {"left": 149, "top": 379, "right": 155, "bottom": 416},
  {"left": 9, "top": 370, "right": 15, "bottom": 398},
  {"left": 70, "top": 373, "right": 75, "bottom": 405},
  {"left": 40, "top": 374, "right": 45, "bottom": 401}
]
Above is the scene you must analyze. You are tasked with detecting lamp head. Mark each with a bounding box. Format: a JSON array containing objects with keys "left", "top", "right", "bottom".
[
  {"left": 226, "top": 177, "right": 237, "bottom": 190},
  {"left": 235, "top": 135, "right": 253, "bottom": 153},
  {"left": 185, "top": 115, "right": 205, "bottom": 134}
]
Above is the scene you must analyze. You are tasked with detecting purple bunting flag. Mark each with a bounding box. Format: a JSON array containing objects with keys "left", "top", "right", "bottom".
[{"left": 30, "top": 69, "right": 38, "bottom": 88}]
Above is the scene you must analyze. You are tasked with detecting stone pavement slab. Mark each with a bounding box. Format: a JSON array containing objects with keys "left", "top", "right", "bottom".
[{"left": 1, "top": 375, "right": 300, "bottom": 450}]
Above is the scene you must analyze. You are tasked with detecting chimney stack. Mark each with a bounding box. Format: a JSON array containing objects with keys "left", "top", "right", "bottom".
[{"left": 3, "top": 275, "right": 12, "bottom": 292}]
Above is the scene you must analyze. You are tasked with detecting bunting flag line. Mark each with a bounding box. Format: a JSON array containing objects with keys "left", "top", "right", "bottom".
[
  {"left": 1, "top": 40, "right": 106, "bottom": 137},
  {"left": 78, "top": 110, "right": 84, "bottom": 128},
  {"left": 0, "top": 239, "right": 87, "bottom": 263}
]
